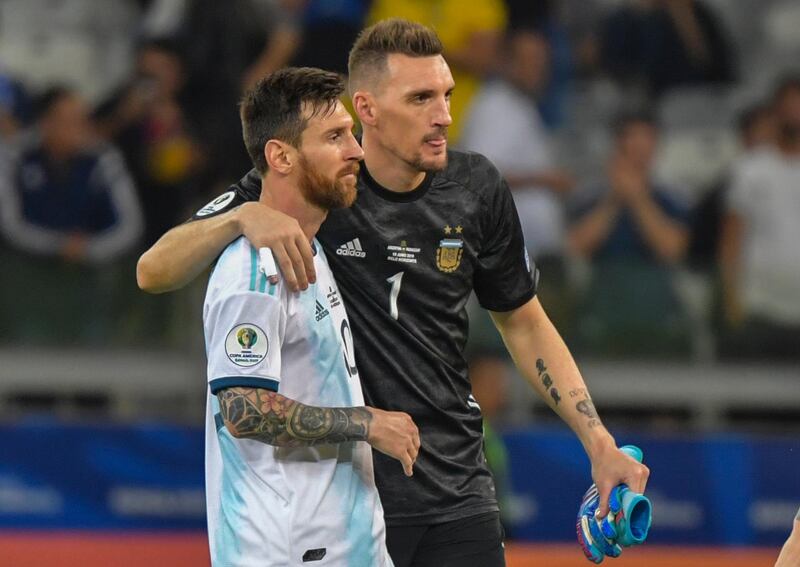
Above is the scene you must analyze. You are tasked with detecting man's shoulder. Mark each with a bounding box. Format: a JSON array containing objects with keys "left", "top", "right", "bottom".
[
  {"left": 208, "top": 237, "right": 265, "bottom": 298},
  {"left": 437, "top": 149, "right": 503, "bottom": 195}
]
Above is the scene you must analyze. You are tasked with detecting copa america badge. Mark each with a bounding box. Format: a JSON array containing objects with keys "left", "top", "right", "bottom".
[{"left": 225, "top": 324, "right": 268, "bottom": 367}]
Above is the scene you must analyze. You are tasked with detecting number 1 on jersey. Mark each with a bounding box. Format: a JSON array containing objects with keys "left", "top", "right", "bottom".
[{"left": 387, "top": 272, "right": 404, "bottom": 320}]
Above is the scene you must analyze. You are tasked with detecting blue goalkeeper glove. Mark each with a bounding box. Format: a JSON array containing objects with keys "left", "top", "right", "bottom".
[{"left": 576, "top": 445, "right": 652, "bottom": 563}]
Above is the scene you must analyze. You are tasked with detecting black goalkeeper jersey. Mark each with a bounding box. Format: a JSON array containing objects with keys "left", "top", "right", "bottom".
[{"left": 198, "top": 150, "right": 537, "bottom": 525}]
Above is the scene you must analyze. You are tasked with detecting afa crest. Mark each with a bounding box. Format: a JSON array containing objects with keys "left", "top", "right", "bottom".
[{"left": 436, "top": 238, "right": 464, "bottom": 272}]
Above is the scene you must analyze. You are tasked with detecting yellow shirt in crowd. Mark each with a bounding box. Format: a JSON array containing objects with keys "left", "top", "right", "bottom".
[{"left": 368, "top": 0, "right": 507, "bottom": 143}]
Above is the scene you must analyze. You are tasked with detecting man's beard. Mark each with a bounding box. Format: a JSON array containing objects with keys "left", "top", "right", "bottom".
[
  {"left": 406, "top": 152, "right": 448, "bottom": 174},
  {"left": 298, "top": 154, "right": 359, "bottom": 210},
  {"left": 405, "top": 128, "right": 449, "bottom": 173}
]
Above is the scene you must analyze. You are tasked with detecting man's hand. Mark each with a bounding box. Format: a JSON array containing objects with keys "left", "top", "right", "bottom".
[
  {"left": 364, "top": 407, "right": 420, "bottom": 477},
  {"left": 578, "top": 445, "right": 652, "bottom": 563},
  {"left": 236, "top": 202, "right": 316, "bottom": 291},
  {"left": 609, "top": 158, "right": 648, "bottom": 206},
  {"left": 590, "top": 441, "right": 650, "bottom": 518}
]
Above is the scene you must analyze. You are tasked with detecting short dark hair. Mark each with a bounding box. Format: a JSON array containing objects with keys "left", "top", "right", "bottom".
[
  {"left": 348, "top": 18, "right": 443, "bottom": 91},
  {"left": 612, "top": 109, "right": 658, "bottom": 139},
  {"left": 240, "top": 67, "right": 345, "bottom": 175}
]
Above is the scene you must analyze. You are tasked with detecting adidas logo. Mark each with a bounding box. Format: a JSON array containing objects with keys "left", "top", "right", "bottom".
[
  {"left": 336, "top": 238, "right": 366, "bottom": 258},
  {"left": 315, "top": 300, "right": 330, "bottom": 322}
]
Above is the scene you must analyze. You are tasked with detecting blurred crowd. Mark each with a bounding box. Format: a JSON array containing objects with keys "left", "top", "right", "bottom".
[{"left": 0, "top": 0, "right": 798, "bottom": 362}]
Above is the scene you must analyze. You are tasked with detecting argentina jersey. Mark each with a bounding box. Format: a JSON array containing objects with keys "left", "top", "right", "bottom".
[{"left": 203, "top": 236, "right": 392, "bottom": 567}]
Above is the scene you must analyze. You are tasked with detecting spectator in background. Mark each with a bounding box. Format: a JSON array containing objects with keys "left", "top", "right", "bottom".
[
  {"left": 462, "top": 28, "right": 574, "bottom": 263},
  {"left": 290, "top": 0, "right": 371, "bottom": 75},
  {"left": 0, "top": 0, "right": 141, "bottom": 105},
  {"left": 600, "top": 0, "right": 735, "bottom": 99},
  {"left": 719, "top": 76, "right": 800, "bottom": 359},
  {"left": 0, "top": 87, "right": 142, "bottom": 343},
  {"left": 504, "top": 0, "right": 574, "bottom": 129},
  {"left": 687, "top": 103, "right": 776, "bottom": 272},
  {"left": 180, "top": 0, "right": 301, "bottom": 185},
  {"left": 367, "top": 0, "right": 507, "bottom": 143},
  {"left": 737, "top": 104, "right": 779, "bottom": 151},
  {"left": 568, "top": 111, "right": 691, "bottom": 357},
  {"left": 0, "top": 71, "right": 32, "bottom": 140},
  {"left": 461, "top": 27, "right": 575, "bottom": 327},
  {"left": 97, "top": 40, "right": 202, "bottom": 247}
]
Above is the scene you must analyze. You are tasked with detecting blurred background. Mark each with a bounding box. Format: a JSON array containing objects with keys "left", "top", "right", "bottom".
[{"left": 0, "top": 0, "right": 798, "bottom": 565}]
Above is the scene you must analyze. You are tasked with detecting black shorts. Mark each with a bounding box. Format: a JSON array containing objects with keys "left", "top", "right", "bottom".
[{"left": 386, "top": 511, "right": 506, "bottom": 567}]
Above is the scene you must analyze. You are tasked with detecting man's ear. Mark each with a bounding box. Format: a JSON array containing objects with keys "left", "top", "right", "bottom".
[
  {"left": 353, "top": 91, "right": 378, "bottom": 127},
  {"left": 265, "top": 140, "right": 294, "bottom": 174}
]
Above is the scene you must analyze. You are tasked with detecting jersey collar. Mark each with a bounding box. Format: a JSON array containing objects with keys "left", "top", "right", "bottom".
[{"left": 360, "top": 162, "right": 434, "bottom": 203}]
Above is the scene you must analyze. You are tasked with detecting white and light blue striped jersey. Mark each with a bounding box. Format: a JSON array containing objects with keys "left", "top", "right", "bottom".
[{"left": 203, "top": 236, "right": 392, "bottom": 567}]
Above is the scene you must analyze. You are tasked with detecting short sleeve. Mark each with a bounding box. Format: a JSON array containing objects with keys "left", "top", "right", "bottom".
[
  {"left": 472, "top": 157, "right": 538, "bottom": 312},
  {"left": 205, "top": 287, "right": 286, "bottom": 395},
  {"left": 190, "top": 169, "right": 262, "bottom": 221}
]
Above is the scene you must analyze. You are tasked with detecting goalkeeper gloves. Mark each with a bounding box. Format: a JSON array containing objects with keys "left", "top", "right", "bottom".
[{"left": 576, "top": 445, "right": 652, "bottom": 564}]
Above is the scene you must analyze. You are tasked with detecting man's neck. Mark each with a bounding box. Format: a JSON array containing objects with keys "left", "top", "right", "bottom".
[
  {"left": 361, "top": 131, "right": 427, "bottom": 192},
  {"left": 259, "top": 177, "right": 326, "bottom": 242}
]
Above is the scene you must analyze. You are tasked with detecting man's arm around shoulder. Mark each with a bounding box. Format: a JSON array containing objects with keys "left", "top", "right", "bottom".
[
  {"left": 137, "top": 205, "right": 245, "bottom": 293},
  {"left": 136, "top": 201, "right": 314, "bottom": 293}
]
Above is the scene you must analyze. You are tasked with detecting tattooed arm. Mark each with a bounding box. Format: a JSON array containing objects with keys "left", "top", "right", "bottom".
[
  {"left": 218, "top": 386, "right": 371, "bottom": 446},
  {"left": 491, "top": 296, "right": 649, "bottom": 515},
  {"left": 217, "top": 386, "right": 421, "bottom": 476},
  {"left": 490, "top": 297, "right": 609, "bottom": 442}
]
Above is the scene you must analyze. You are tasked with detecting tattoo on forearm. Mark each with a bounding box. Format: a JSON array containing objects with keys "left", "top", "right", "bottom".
[
  {"left": 287, "top": 404, "right": 372, "bottom": 444},
  {"left": 536, "top": 358, "right": 560, "bottom": 405},
  {"left": 569, "top": 388, "right": 587, "bottom": 398},
  {"left": 576, "top": 398, "right": 602, "bottom": 428},
  {"left": 576, "top": 399, "right": 597, "bottom": 419},
  {"left": 217, "top": 388, "right": 371, "bottom": 447}
]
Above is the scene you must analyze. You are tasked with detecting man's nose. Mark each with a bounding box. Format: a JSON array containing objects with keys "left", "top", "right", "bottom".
[
  {"left": 432, "top": 97, "right": 452, "bottom": 128},
  {"left": 346, "top": 134, "right": 364, "bottom": 161}
]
